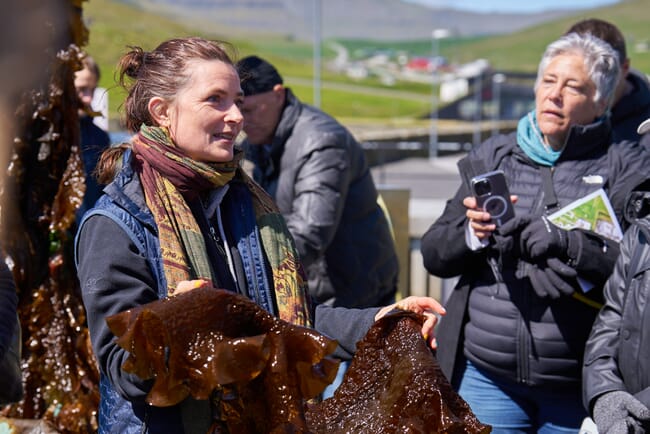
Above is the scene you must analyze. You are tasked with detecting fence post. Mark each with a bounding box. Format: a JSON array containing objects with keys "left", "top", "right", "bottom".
[{"left": 377, "top": 185, "right": 410, "bottom": 299}]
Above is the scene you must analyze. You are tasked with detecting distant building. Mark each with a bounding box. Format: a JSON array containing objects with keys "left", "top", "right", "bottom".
[
  {"left": 405, "top": 56, "right": 448, "bottom": 73},
  {"left": 406, "top": 57, "right": 430, "bottom": 72},
  {"left": 346, "top": 63, "right": 368, "bottom": 80},
  {"left": 436, "top": 71, "right": 536, "bottom": 122}
]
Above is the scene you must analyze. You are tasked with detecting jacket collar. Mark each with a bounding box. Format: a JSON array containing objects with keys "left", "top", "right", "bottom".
[
  {"left": 103, "top": 149, "right": 157, "bottom": 229},
  {"left": 512, "top": 116, "right": 612, "bottom": 166},
  {"left": 246, "top": 88, "right": 302, "bottom": 181},
  {"left": 269, "top": 89, "right": 301, "bottom": 165},
  {"left": 556, "top": 115, "right": 612, "bottom": 162}
]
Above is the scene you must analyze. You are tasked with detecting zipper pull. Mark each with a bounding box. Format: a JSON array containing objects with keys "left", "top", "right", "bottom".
[{"left": 209, "top": 226, "right": 227, "bottom": 258}]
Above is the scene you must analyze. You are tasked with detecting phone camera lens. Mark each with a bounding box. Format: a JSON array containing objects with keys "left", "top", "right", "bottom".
[{"left": 474, "top": 179, "right": 491, "bottom": 196}]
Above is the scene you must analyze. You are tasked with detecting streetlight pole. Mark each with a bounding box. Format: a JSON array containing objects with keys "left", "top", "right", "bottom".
[
  {"left": 429, "top": 29, "right": 449, "bottom": 163},
  {"left": 473, "top": 72, "right": 483, "bottom": 147},
  {"left": 491, "top": 73, "right": 506, "bottom": 137},
  {"left": 313, "top": 0, "right": 321, "bottom": 108}
]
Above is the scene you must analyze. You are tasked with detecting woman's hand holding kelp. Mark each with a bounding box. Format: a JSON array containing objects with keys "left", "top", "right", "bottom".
[{"left": 375, "top": 296, "right": 446, "bottom": 350}]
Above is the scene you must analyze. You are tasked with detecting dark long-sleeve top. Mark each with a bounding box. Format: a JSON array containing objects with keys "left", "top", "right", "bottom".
[
  {"left": 77, "top": 116, "right": 110, "bottom": 222},
  {"left": 315, "top": 304, "right": 380, "bottom": 360}
]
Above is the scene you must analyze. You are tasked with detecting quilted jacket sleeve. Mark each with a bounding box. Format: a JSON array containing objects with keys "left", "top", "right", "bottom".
[
  {"left": 283, "top": 132, "right": 351, "bottom": 268},
  {"left": 582, "top": 224, "right": 637, "bottom": 412}
]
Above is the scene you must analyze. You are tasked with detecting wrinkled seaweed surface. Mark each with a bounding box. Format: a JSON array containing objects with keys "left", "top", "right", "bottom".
[
  {"left": 107, "top": 287, "right": 339, "bottom": 433},
  {"left": 110, "top": 292, "right": 490, "bottom": 434},
  {"left": 306, "top": 311, "right": 491, "bottom": 434}
]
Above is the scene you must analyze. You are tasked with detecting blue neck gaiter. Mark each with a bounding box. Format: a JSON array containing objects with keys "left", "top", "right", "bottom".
[{"left": 516, "top": 111, "right": 562, "bottom": 167}]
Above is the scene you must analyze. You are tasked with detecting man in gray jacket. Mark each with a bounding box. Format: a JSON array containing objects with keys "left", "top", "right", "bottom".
[{"left": 236, "top": 55, "right": 398, "bottom": 310}]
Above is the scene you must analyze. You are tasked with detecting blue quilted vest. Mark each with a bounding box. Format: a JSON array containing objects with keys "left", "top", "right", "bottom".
[{"left": 75, "top": 150, "right": 184, "bottom": 433}]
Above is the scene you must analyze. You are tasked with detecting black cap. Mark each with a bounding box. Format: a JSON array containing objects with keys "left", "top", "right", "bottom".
[{"left": 236, "top": 55, "right": 284, "bottom": 96}]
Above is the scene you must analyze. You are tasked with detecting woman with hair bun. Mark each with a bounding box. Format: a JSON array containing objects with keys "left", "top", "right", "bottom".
[
  {"left": 75, "top": 37, "right": 444, "bottom": 433},
  {"left": 77, "top": 36, "right": 304, "bottom": 434}
]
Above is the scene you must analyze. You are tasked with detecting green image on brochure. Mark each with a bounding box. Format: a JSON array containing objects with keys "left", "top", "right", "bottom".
[
  {"left": 547, "top": 188, "right": 623, "bottom": 242},
  {"left": 547, "top": 188, "right": 622, "bottom": 293}
]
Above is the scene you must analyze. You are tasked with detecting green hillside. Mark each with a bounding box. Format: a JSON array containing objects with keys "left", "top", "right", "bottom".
[
  {"left": 334, "top": 0, "right": 649, "bottom": 74},
  {"left": 82, "top": 0, "right": 650, "bottom": 129},
  {"left": 438, "top": 0, "right": 650, "bottom": 73}
]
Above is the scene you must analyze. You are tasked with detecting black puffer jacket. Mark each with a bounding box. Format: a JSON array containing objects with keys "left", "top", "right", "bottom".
[
  {"left": 245, "top": 89, "right": 398, "bottom": 308},
  {"left": 423, "top": 118, "right": 650, "bottom": 388},
  {"left": 583, "top": 218, "right": 650, "bottom": 412}
]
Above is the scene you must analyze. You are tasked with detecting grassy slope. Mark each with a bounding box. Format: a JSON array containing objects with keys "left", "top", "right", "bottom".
[
  {"left": 441, "top": 0, "right": 650, "bottom": 73},
  {"left": 83, "top": 0, "right": 649, "bottom": 128},
  {"left": 85, "top": 0, "right": 258, "bottom": 124},
  {"left": 334, "top": 0, "right": 649, "bottom": 74}
]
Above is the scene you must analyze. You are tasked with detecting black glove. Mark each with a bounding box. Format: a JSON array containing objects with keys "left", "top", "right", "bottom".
[
  {"left": 519, "top": 215, "right": 576, "bottom": 261},
  {"left": 497, "top": 214, "right": 531, "bottom": 237},
  {"left": 593, "top": 391, "right": 650, "bottom": 434},
  {"left": 489, "top": 232, "right": 517, "bottom": 256},
  {"left": 495, "top": 214, "right": 534, "bottom": 256},
  {"left": 546, "top": 257, "right": 577, "bottom": 279},
  {"left": 528, "top": 257, "right": 577, "bottom": 299}
]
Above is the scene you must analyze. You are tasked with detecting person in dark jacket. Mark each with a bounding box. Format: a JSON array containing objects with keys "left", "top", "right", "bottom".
[
  {"left": 566, "top": 18, "right": 650, "bottom": 148},
  {"left": 582, "top": 217, "right": 650, "bottom": 434},
  {"left": 74, "top": 54, "right": 111, "bottom": 222},
  {"left": 421, "top": 32, "right": 650, "bottom": 432},
  {"left": 639, "top": 116, "right": 650, "bottom": 143},
  {"left": 75, "top": 37, "right": 444, "bottom": 434},
  {"left": 0, "top": 256, "right": 18, "bottom": 372},
  {"left": 0, "top": 253, "right": 22, "bottom": 405},
  {"left": 235, "top": 55, "right": 398, "bottom": 310}
]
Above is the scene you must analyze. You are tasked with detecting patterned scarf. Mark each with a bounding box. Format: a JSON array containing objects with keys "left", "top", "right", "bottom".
[{"left": 131, "top": 125, "right": 311, "bottom": 327}]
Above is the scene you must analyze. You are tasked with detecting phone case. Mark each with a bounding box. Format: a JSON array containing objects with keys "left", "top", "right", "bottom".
[{"left": 471, "top": 170, "right": 515, "bottom": 226}]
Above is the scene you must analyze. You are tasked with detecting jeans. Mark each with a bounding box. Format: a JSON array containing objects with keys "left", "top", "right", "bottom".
[
  {"left": 321, "top": 361, "right": 349, "bottom": 399},
  {"left": 456, "top": 359, "right": 586, "bottom": 434}
]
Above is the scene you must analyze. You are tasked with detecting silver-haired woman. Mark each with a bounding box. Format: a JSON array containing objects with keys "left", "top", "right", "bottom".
[{"left": 421, "top": 32, "right": 650, "bottom": 432}]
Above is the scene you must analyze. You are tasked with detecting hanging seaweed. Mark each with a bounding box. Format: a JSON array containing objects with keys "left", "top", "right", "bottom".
[{"left": 0, "top": 0, "right": 100, "bottom": 432}]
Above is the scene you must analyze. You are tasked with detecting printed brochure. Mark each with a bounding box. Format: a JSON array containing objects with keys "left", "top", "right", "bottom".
[
  {"left": 548, "top": 188, "right": 622, "bottom": 242},
  {"left": 547, "top": 188, "right": 622, "bottom": 293}
]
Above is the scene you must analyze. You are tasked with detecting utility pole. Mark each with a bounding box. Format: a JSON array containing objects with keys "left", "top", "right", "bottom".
[
  {"left": 491, "top": 73, "right": 506, "bottom": 137},
  {"left": 313, "top": 0, "right": 322, "bottom": 108},
  {"left": 429, "top": 28, "right": 449, "bottom": 163},
  {"left": 473, "top": 72, "right": 483, "bottom": 147}
]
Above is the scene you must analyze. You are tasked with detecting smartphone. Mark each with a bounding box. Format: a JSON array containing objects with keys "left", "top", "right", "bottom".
[{"left": 470, "top": 170, "right": 515, "bottom": 226}]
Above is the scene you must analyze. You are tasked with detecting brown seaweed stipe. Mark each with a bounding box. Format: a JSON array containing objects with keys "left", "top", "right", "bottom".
[
  {"left": 306, "top": 311, "right": 491, "bottom": 434},
  {"left": 106, "top": 287, "right": 340, "bottom": 433}
]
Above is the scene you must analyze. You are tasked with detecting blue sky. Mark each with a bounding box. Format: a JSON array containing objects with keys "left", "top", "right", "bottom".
[{"left": 403, "top": 0, "right": 619, "bottom": 13}]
